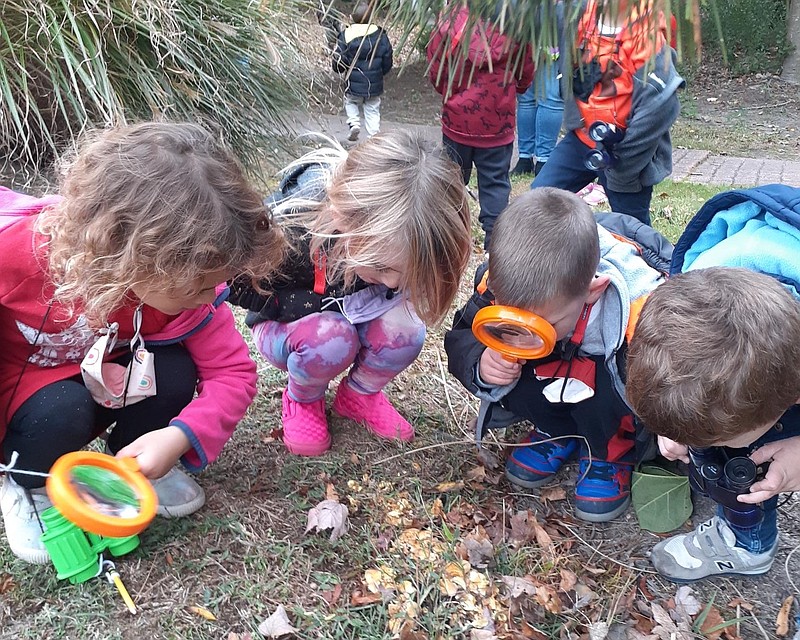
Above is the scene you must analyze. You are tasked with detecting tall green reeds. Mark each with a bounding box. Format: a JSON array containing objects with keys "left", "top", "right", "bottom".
[{"left": 0, "top": 1, "right": 305, "bottom": 175}]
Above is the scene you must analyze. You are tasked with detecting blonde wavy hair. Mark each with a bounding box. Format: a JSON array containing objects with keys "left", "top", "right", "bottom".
[
  {"left": 37, "top": 122, "right": 286, "bottom": 325},
  {"left": 274, "top": 130, "right": 471, "bottom": 325}
]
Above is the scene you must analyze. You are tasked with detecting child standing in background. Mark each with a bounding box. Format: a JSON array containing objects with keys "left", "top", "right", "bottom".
[
  {"left": 427, "top": 5, "right": 534, "bottom": 251},
  {"left": 229, "top": 130, "right": 471, "bottom": 456},
  {"left": 532, "top": 0, "right": 683, "bottom": 225},
  {"left": 333, "top": 2, "right": 393, "bottom": 141},
  {"left": 0, "top": 123, "right": 286, "bottom": 564}
]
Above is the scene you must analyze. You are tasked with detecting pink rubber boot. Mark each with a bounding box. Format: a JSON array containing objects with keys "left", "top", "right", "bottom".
[
  {"left": 332, "top": 381, "right": 414, "bottom": 441},
  {"left": 281, "top": 389, "right": 331, "bottom": 456}
]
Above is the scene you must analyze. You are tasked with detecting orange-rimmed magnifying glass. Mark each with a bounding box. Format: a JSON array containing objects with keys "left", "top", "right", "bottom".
[
  {"left": 472, "top": 305, "right": 558, "bottom": 361},
  {"left": 46, "top": 452, "right": 158, "bottom": 538}
]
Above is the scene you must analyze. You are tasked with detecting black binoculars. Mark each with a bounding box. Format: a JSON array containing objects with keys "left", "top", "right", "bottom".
[
  {"left": 584, "top": 121, "right": 625, "bottom": 171},
  {"left": 688, "top": 446, "right": 767, "bottom": 528}
]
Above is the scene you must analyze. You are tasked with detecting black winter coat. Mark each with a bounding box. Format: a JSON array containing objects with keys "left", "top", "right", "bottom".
[{"left": 333, "top": 23, "right": 393, "bottom": 98}]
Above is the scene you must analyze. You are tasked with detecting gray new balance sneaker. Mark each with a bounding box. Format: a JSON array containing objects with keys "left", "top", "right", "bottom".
[
  {"left": 0, "top": 475, "right": 52, "bottom": 564},
  {"left": 151, "top": 468, "right": 206, "bottom": 518},
  {"left": 650, "top": 516, "right": 777, "bottom": 583}
]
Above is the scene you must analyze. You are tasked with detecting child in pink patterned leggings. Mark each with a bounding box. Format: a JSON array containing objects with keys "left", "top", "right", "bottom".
[{"left": 229, "top": 130, "right": 472, "bottom": 455}]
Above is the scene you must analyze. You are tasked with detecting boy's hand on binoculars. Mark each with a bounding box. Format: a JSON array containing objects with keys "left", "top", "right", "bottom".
[
  {"left": 656, "top": 435, "right": 690, "bottom": 463},
  {"left": 115, "top": 426, "right": 191, "bottom": 480},
  {"left": 479, "top": 349, "right": 524, "bottom": 386},
  {"left": 739, "top": 436, "right": 800, "bottom": 503}
]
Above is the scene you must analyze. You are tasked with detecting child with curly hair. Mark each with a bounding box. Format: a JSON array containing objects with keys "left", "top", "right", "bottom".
[{"left": 0, "top": 122, "right": 286, "bottom": 564}]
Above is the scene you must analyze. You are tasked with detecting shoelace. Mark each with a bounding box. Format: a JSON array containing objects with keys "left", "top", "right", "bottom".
[
  {"left": 527, "top": 434, "right": 573, "bottom": 458},
  {"left": 580, "top": 459, "right": 618, "bottom": 483}
]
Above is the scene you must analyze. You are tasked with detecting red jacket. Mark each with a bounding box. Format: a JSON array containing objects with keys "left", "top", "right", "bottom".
[
  {"left": 0, "top": 188, "right": 257, "bottom": 471},
  {"left": 427, "top": 7, "right": 534, "bottom": 148}
]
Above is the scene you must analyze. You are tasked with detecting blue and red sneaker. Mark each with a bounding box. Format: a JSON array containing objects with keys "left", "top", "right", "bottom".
[
  {"left": 574, "top": 454, "right": 633, "bottom": 522},
  {"left": 505, "top": 430, "right": 578, "bottom": 489}
]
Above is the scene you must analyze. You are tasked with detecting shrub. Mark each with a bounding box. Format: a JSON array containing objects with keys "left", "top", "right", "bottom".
[
  {"left": 700, "top": 0, "right": 792, "bottom": 74},
  {"left": 0, "top": 1, "right": 307, "bottom": 175}
]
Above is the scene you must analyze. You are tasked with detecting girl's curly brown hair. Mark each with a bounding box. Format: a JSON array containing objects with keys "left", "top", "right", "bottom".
[{"left": 37, "top": 122, "right": 286, "bottom": 325}]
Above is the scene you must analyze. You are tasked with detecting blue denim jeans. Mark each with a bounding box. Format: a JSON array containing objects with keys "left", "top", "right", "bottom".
[
  {"left": 532, "top": 130, "right": 653, "bottom": 225},
  {"left": 723, "top": 404, "right": 800, "bottom": 552},
  {"left": 517, "top": 66, "right": 564, "bottom": 162}
]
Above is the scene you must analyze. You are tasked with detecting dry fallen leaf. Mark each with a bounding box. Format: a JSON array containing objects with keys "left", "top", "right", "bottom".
[
  {"left": 559, "top": 569, "right": 577, "bottom": 593},
  {"left": 0, "top": 573, "right": 16, "bottom": 595},
  {"left": 539, "top": 486, "right": 567, "bottom": 502},
  {"left": 699, "top": 604, "right": 732, "bottom": 640},
  {"left": 398, "top": 620, "right": 429, "bottom": 640},
  {"left": 188, "top": 605, "right": 217, "bottom": 621},
  {"left": 674, "top": 585, "right": 702, "bottom": 619},
  {"left": 433, "top": 480, "right": 464, "bottom": 493},
  {"left": 776, "top": 595, "right": 794, "bottom": 636},
  {"left": 325, "top": 482, "right": 339, "bottom": 501},
  {"left": 305, "top": 498, "right": 349, "bottom": 542},
  {"left": 350, "top": 587, "right": 383, "bottom": 606},
  {"left": 258, "top": 604, "right": 298, "bottom": 638}
]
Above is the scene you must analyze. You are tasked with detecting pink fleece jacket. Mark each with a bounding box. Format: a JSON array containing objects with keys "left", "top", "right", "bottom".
[{"left": 0, "top": 187, "right": 257, "bottom": 471}]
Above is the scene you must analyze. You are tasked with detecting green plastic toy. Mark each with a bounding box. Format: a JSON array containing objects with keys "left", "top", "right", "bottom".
[{"left": 39, "top": 506, "right": 140, "bottom": 584}]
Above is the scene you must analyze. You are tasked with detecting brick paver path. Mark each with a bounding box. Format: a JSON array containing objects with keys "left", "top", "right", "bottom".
[{"left": 294, "top": 112, "right": 800, "bottom": 188}]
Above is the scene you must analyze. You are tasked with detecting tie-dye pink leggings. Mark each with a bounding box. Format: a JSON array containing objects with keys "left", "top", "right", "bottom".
[{"left": 252, "top": 305, "right": 426, "bottom": 402}]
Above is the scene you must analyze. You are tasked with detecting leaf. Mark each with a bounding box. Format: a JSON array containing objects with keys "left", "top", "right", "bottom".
[
  {"left": 433, "top": 480, "right": 464, "bottom": 493},
  {"left": 559, "top": 569, "right": 577, "bottom": 593},
  {"left": 698, "top": 606, "right": 738, "bottom": 640},
  {"left": 188, "top": 605, "right": 217, "bottom": 621},
  {"left": 0, "top": 574, "right": 16, "bottom": 595},
  {"left": 399, "top": 621, "right": 429, "bottom": 640},
  {"left": 539, "top": 486, "right": 567, "bottom": 502},
  {"left": 631, "top": 464, "right": 692, "bottom": 533},
  {"left": 463, "top": 526, "right": 495, "bottom": 568},
  {"left": 777, "top": 595, "right": 794, "bottom": 636},
  {"left": 350, "top": 586, "right": 383, "bottom": 606},
  {"left": 674, "top": 585, "right": 702, "bottom": 619},
  {"left": 258, "top": 605, "right": 298, "bottom": 638},
  {"left": 305, "top": 499, "right": 349, "bottom": 542}
]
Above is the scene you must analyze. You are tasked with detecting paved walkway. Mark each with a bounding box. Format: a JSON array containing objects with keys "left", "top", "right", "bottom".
[{"left": 293, "top": 111, "right": 800, "bottom": 188}]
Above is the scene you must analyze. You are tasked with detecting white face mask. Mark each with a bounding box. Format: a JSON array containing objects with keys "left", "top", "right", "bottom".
[{"left": 80, "top": 306, "right": 157, "bottom": 409}]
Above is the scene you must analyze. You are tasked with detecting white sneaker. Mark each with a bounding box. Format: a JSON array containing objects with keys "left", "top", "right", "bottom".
[
  {"left": 347, "top": 124, "right": 360, "bottom": 142},
  {"left": 151, "top": 468, "right": 206, "bottom": 518},
  {"left": 650, "top": 516, "right": 777, "bottom": 582},
  {"left": 0, "top": 475, "right": 52, "bottom": 564}
]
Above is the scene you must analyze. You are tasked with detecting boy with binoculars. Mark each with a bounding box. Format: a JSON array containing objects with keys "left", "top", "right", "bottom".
[
  {"left": 626, "top": 185, "right": 800, "bottom": 581},
  {"left": 532, "top": 0, "right": 683, "bottom": 225}
]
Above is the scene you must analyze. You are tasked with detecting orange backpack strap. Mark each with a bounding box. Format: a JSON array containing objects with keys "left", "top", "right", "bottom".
[
  {"left": 476, "top": 269, "right": 490, "bottom": 296},
  {"left": 625, "top": 293, "right": 650, "bottom": 343}
]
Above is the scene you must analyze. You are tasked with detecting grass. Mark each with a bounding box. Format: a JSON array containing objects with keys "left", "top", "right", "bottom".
[{"left": 0, "top": 179, "right": 793, "bottom": 639}]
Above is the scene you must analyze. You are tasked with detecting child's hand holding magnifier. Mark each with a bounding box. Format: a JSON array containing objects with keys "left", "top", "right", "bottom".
[
  {"left": 473, "top": 306, "right": 558, "bottom": 386},
  {"left": 479, "top": 349, "right": 525, "bottom": 385}
]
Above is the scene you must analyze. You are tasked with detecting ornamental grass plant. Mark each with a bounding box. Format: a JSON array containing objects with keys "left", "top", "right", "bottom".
[{"left": 0, "top": 0, "right": 306, "bottom": 177}]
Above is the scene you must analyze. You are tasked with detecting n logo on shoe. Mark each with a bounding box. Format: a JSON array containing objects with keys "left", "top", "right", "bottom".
[{"left": 715, "top": 560, "right": 735, "bottom": 572}]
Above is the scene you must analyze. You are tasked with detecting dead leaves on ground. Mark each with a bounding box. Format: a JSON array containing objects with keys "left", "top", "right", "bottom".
[{"left": 296, "top": 467, "right": 767, "bottom": 639}]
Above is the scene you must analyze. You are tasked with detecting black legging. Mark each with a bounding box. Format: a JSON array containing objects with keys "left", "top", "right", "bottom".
[{"left": 4, "top": 344, "right": 197, "bottom": 488}]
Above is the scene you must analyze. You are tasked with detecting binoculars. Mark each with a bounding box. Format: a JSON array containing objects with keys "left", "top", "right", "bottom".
[
  {"left": 688, "top": 447, "right": 766, "bottom": 528},
  {"left": 39, "top": 506, "right": 140, "bottom": 584},
  {"left": 584, "top": 121, "right": 625, "bottom": 171}
]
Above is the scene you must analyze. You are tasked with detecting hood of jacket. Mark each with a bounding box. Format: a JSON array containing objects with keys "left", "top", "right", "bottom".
[
  {"left": 672, "top": 185, "right": 800, "bottom": 297},
  {"left": 144, "top": 284, "right": 230, "bottom": 345}
]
